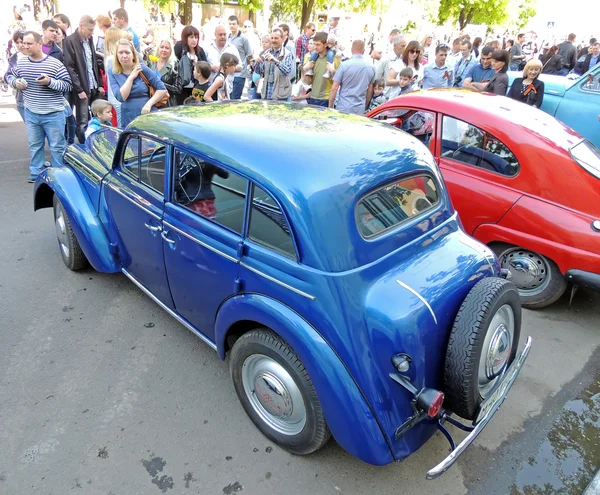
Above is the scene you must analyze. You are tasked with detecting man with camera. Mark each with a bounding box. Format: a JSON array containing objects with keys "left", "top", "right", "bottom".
[
  {"left": 453, "top": 40, "right": 477, "bottom": 88},
  {"left": 6, "top": 31, "right": 72, "bottom": 183},
  {"left": 253, "top": 29, "right": 294, "bottom": 101}
]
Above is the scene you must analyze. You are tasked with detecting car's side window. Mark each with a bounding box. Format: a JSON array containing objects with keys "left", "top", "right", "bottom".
[
  {"left": 172, "top": 149, "right": 247, "bottom": 235},
  {"left": 139, "top": 137, "right": 166, "bottom": 195},
  {"left": 441, "top": 116, "right": 519, "bottom": 177},
  {"left": 123, "top": 136, "right": 140, "bottom": 179},
  {"left": 580, "top": 72, "right": 600, "bottom": 93},
  {"left": 375, "top": 108, "right": 435, "bottom": 145},
  {"left": 249, "top": 185, "right": 295, "bottom": 259}
]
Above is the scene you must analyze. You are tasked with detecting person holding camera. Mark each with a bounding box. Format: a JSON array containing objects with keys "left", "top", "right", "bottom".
[
  {"left": 453, "top": 40, "right": 477, "bottom": 88},
  {"left": 253, "top": 29, "right": 294, "bottom": 101},
  {"left": 6, "top": 31, "right": 72, "bottom": 183}
]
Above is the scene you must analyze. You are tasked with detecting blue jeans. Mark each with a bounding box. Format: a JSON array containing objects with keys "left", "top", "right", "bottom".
[
  {"left": 307, "top": 98, "right": 328, "bottom": 107},
  {"left": 17, "top": 105, "right": 25, "bottom": 121},
  {"left": 230, "top": 76, "right": 246, "bottom": 100},
  {"left": 509, "top": 63, "right": 520, "bottom": 72},
  {"left": 24, "top": 108, "right": 66, "bottom": 178},
  {"left": 309, "top": 48, "right": 335, "bottom": 64}
]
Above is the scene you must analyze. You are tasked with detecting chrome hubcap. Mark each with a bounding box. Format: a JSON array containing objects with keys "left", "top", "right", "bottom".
[
  {"left": 55, "top": 210, "right": 70, "bottom": 259},
  {"left": 241, "top": 354, "right": 306, "bottom": 435},
  {"left": 499, "top": 248, "right": 549, "bottom": 294},
  {"left": 478, "top": 304, "right": 514, "bottom": 399}
]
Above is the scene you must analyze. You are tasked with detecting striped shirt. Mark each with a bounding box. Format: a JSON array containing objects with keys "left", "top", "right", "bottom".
[{"left": 7, "top": 55, "right": 72, "bottom": 114}]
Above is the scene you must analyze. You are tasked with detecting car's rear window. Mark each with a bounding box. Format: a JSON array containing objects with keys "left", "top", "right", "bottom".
[
  {"left": 356, "top": 175, "right": 439, "bottom": 239},
  {"left": 571, "top": 140, "right": 600, "bottom": 179}
]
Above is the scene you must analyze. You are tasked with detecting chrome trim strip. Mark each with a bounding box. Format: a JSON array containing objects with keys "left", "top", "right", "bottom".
[
  {"left": 162, "top": 221, "right": 238, "bottom": 263},
  {"left": 107, "top": 183, "right": 161, "bottom": 221},
  {"left": 396, "top": 280, "right": 438, "bottom": 324},
  {"left": 240, "top": 262, "right": 316, "bottom": 301},
  {"left": 121, "top": 268, "right": 217, "bottom": 351},
  {"left": 426, "top": 336, "right": 532, "bottom": 479}
]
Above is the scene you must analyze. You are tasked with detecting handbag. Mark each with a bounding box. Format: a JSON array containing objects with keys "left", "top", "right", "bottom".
[{"left": 139, "top": 71, "right": 169, "bottom": 108}]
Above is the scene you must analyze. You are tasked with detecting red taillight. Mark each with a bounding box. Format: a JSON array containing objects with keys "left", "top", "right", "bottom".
[{"left": 428, "top": 392, "right": 445, "bottom": 418}]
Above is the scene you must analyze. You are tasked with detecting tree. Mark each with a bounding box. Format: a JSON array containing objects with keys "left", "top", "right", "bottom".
[{"left": 437, "top": 0, "right": 511, "bottom": 30}]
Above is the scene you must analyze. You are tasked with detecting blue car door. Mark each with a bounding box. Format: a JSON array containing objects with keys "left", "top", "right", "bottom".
[
  {"left": 103, "top": 134, "right": 174, "bottom": 307},
  {"left": 554, "top": 66, "right": 600, "bottom": 147},
  {"left": 161, "top": 148, "right": 247, "bottom": 342}
]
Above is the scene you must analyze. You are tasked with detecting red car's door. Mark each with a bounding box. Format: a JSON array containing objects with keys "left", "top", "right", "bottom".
[{"left": 432, "top": 114, "right": 523, "bottom": 235}]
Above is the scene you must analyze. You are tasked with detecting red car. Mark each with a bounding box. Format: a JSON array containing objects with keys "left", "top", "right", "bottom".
[{"left": 367, "top": 90, "right": 600, "bottom": 308}]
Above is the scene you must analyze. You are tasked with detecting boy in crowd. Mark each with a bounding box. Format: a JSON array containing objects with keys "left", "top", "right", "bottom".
[
  {"left": 292, "top": 72, "right": 312, "bottom": 104},
  {"left": 398, "top": 67, "right": 415, "bottom": 95},
  {"left": 306, "top": 35, "right": 337, "bottom": 78},
  {"left": 368, "top": 78, "right": 386, "bottom": 111},
  {"left": 85, "top": 99, "right": 113, "bottom": 140},
  {"left": 192, "top": 61, "right": 211, "bottom": 101}
]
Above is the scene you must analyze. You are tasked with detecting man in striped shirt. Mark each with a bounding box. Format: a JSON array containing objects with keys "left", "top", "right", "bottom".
[{"left": 7, "top": 31, "right": 72, "bottom": 182}]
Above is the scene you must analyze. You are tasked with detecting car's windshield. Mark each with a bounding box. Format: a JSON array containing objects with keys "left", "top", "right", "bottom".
[{"left": 571, "top": 140, "right": 600, "bottom": 179}]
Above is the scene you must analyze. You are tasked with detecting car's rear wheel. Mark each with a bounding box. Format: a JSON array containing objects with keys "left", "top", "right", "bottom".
[
  {"left": 53, "top": 196, "right": 87, "bottom": 271},
  {"left": 444, "top": 277, "right": 522, "bottom": 420},
  {"left": 229, "top": 329, "right": 331, "bottom": 455},
  {"left": 492, "top": 243, "right": 567, "bottom": 309}
]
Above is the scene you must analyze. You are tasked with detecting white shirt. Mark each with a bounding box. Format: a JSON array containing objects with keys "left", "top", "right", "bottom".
[
  {"left": 447, "top": 51, "right": 462, "bottom": 72},
  {"left": 388, "top": 59, "right": 424, "bottom": 98},
  {"left": 205, "top": 41, "right": 241, "bottom": 83}
]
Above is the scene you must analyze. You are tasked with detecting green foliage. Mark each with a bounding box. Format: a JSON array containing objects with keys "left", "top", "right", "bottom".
[{"left": 437, "top": 0, "right": 511, "bottom": 30}]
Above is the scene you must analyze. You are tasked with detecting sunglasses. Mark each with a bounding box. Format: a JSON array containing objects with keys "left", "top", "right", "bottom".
[{"left": 409, "top": 49, "right": 420, "bottom": 54}]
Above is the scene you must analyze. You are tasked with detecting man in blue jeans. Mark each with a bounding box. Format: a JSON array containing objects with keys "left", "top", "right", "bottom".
[{"left": 7, "top": 32, "right": 72, "bottom": 182}]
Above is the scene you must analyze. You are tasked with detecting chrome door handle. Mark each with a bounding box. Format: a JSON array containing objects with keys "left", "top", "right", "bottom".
[
  {"left": 161, "top": 229, "right": 175, "bottom": 244},
  {"left": 144, "top": 222, "right": 162, "bottom": 232}
]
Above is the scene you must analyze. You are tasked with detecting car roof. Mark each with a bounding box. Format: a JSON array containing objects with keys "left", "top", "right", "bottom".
[
  {"left": 127, "top": 102, "right": 441, "bottom": 272},
  {"left": 380, "top": 89, "right": 583, "bottom": 151}
]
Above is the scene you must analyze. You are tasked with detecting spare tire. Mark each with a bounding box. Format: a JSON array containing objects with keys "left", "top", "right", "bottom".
[{"left": 443, "top": 277, "right": 522, "bottom": 420}]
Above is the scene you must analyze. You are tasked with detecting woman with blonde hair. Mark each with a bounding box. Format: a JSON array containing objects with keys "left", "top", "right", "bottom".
[
  {"left": 95, "top": 14, "right": 112, "bottom": 57},
  {"left": 104, "top": 27, "right": 126, "bottom": 125},
  {"left": 149, "top": 39, "right": 181, "bottom": 107},
  {"left": 421, "top": 34, "right": 434, "bottom": 63},
  {"left": 507, "top": 58, "right": 545, "bottom": 107},
  {"left": 109, "top": 39, "right": 168, "bottom": 127}
]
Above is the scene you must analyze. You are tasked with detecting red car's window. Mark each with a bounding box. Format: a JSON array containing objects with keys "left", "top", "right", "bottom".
[
  {"left": 571, "top": 140, "right": 600, "bottom": 179},
  {"left": 356, "top": 176, "right": 439, "bottom": 239},
  {"left": 441, "top": 116, "right": 519, "bottom": 177}
]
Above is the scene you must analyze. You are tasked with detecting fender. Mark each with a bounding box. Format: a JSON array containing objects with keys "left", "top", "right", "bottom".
[
  {"left": 34, "top": 168, "right": 120, "bottom": 273},
  {"left": 215, "top": 294, "right": 394, "bottom": 466},
  {"left": 473, "top": 223, "right": 600, "bottom": 276}
]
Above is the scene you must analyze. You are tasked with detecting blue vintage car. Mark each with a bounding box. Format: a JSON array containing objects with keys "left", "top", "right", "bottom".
[
  {"left": 33, "top": 102, "right": 531, "bottom": 479},
  {"left": 508, "top": 63, "right": 600, "bottom": 147}
]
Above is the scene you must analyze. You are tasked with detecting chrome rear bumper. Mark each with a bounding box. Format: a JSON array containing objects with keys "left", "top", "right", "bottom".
[{"left": 426, "top": 336, "right": 533, "bottom": 480}]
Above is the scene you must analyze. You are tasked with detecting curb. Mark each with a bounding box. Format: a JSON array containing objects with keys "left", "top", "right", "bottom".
[{"left": 584, "top": 470, "right": 600, "bottom": 495}]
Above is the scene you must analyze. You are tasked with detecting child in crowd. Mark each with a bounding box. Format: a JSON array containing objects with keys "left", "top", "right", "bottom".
[
  {"left": 192, "top": 61, "right": 211, "bottom": 101},
  {"left": 85, "top": 100, "right": 113, "bottom": 141},
  {"left": 398, "top": 67, "right": 416, "bottom": 95},
  {"left": 368, "top": 78, "right": 387, "bottom": 111},
  {"left": 306, "top": 35, "right": 337, "bottom": 78},
  {"left": 292, "top": 72, "right": 312, "bottom": 104},
  {"left": 204, "top": 53, "right": 239, "bottom": 102}
]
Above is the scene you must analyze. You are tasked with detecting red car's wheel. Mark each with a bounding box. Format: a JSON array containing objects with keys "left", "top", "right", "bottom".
[{"left": 492, "top": 243, "right": 567, "bottom": 309}]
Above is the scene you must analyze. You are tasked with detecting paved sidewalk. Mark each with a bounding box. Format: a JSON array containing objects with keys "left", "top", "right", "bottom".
[{"left": 585, "top": 470, "right": 600, "bottom": 495}]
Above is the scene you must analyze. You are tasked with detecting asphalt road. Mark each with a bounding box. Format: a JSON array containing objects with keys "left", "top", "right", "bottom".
[{"left": 1, "top": 92, "right": 599, "bottom": 495}]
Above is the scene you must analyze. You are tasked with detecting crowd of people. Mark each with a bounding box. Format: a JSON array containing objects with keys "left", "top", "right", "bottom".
[{"left": 1, "top": 6, "right": 598, "bottom": 183}]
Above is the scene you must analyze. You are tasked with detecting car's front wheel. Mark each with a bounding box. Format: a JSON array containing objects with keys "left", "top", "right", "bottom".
[
  {"left": 53, "top": 196, "right": 87, "bottom": 271},
  {"left": 444, "top": 277, "right": 522, "bottom": 420},
  {"left": 229, "top": 329, "right": 331, "bottom": 455},
  {"left": 492, "top": 243, "right": 567, "bottom": 309}
]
